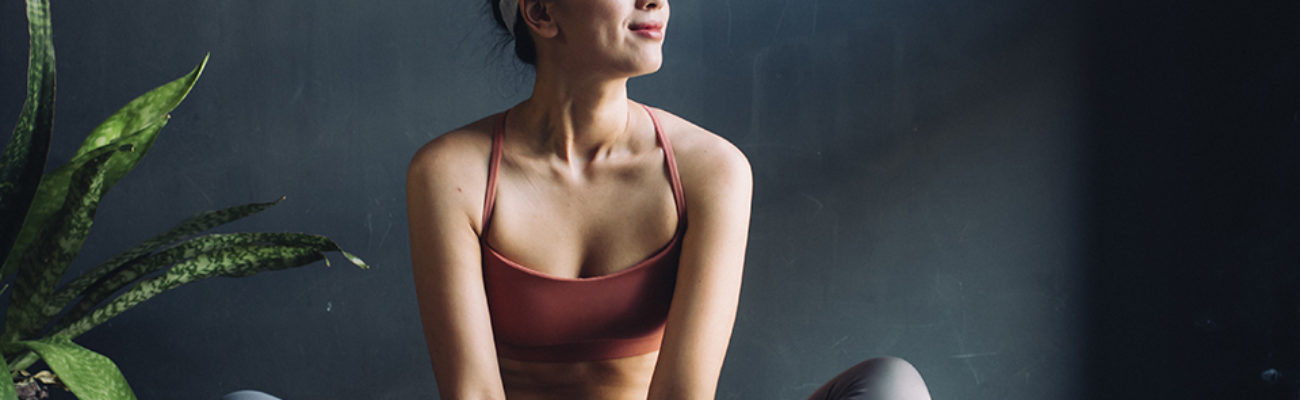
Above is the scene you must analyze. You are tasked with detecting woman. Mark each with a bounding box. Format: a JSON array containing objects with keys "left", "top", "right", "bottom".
[{"left": 405, "top": 0, "right": 931, "bottom": 398}]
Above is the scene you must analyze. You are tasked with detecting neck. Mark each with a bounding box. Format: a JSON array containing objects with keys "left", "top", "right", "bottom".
[{"left": 510, "top": 61, "right": 633, "bottom": 164}]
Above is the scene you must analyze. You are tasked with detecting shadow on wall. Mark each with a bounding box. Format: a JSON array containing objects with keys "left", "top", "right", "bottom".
[{"left": 1082, "top": 0, "right": 1300, "bottom": 399}]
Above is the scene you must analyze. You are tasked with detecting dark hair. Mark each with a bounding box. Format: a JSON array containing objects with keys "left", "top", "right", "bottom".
[{"left": 488, "top": 0, "right": 538, "bottom": 65}]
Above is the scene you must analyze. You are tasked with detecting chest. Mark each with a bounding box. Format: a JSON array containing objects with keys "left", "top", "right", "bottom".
[{"left": 485, "top": 160, "right": 679, "bottom": 279}]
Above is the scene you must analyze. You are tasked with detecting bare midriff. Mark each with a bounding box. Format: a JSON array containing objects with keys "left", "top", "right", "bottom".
[{"left": 498, "top": 351, "right": 659, "bottom": 400}]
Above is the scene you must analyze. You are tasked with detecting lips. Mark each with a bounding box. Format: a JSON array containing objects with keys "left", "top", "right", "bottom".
[
  {"left": 630, "top": 21, "right": 665, "bottom": 39},
  {"left": 629, "top": 21, "right": 664, "bottom": 31}
]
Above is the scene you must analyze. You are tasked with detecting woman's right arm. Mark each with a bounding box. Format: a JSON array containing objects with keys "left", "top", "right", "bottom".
[{"left": 406, "top": 131, "right": 507, "bottom": 400}]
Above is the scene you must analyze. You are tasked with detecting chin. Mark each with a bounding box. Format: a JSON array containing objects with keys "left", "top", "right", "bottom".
[
  {"left": 627, "top": 55, "right": 664, "bottom": 77},
  {"left": 585, "top": 51, "right": 664, "bottom": 79},
  {"left": 634, "top": 62, "right": 663, "bottom": 77}
]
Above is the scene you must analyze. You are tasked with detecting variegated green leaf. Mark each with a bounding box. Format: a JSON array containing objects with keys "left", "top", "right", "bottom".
[
  {"left": 2, "top": 145, "right": 126, "bottom": 343},
  {"left": 50, "top": 198, "right": 284, "bottom": 311},
  {"left": 0, "top": 0, "right": 56, "bottom": 267},
  {"left": 0, "top": 352, "right": 16, "bottom": 400},
  {"left": 73, "top": 54, "right": 207, "bottom": 160},
  {"left": 4, "top": 351, "right": 37, "bottom": 380},
  {"left": 0, "top": 126, "right": 151, "bottom": 286},
  {"left": 17, "top": 337, "right": 135, "bottom": 400},
  {"left": 56, "top": 245, "right": 327, "bottom": 339},
  {"left": 53, "top": 232, "right": 366, "bottom": 332},
  {"left": 0, "top": 56, "right": 207, "bottom": 280}
]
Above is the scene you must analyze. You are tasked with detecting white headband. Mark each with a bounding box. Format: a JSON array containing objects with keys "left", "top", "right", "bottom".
[{"left": 498, "top": 0, "right": 519, "bottom": 36}]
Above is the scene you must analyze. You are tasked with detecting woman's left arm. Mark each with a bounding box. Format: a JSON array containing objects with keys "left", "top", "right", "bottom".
[{"left": 647, "top": 132, "right": 753, "bottom": 400}]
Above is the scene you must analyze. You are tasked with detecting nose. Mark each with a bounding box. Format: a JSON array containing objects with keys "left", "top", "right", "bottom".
[{"left": 638, "top": 0, "right": 664, "bottom": 10}]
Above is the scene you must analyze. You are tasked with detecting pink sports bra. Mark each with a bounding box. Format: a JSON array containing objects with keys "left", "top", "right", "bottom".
[{"left": 480, "top": 104, "right": 686, "bottom": 362}]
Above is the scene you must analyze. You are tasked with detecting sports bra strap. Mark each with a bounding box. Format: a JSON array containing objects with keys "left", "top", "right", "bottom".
[
  {"left": 482, "top": 110, "right": 507, "bottom": 234},
  {"left": 643, "top": 104, "right": 686, "bottom": 222},
  {"left": 482, "top": 104, "right": 684, "bottom": 235}
]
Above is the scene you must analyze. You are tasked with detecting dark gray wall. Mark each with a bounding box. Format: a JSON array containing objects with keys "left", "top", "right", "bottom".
[
  {"left": 0, "top": 1, "right": 1294, "bottom": 399},
  {"left": 1084, "top": 1, "right": 1300, "bottom": 398}
]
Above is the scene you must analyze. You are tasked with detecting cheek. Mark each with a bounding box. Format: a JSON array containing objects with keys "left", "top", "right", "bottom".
[
  {"left": 565, "top": 13, "right": 619, "bottom": 46},
  {"left": 588, "top": 22, "right": 626, "bottom": 51}
]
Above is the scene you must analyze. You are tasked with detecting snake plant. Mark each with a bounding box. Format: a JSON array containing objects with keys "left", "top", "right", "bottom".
[{"left": 0, "top": 1, "right": 368, "bottom": 399}]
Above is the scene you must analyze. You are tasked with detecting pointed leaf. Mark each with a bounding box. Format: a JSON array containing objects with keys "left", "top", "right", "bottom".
[
  {"left": 73, "top": 53, "right": 207, "bottom": 160},
  {"left": 0, "top": 0, "right": 57, "bottom": 266},
  {"left": 54, "top": 232, "right": 366, "bottom": 332},
  {"left": 0, "top": 56, "right": 207, "bottom": 280},
  {"left": 50, "top": 197, "right": 284, "bottom": 310},
  {"left": 55, "top": 245, "right": 326, "bottom": 339},
  {"left": 16, "top": 337, "right": 136, "bottom": 400},
  {"left": 2, "top": 145, "right": 126, "bottom": 343},
  {"left": 4, "top": 352, "right": 38, "bottom": 379},
  {"left": 0, "top": 352, "right": 16, "bottom": 400}
]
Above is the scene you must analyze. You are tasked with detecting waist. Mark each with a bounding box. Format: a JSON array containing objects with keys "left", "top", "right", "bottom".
[{"left": 499, "top": 351, "right": 659, "bottom": 400}]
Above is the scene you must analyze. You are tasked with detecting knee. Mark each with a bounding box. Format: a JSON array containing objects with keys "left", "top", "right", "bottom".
[
  {"left": 222, "top": 391, "right": 282, "bottom": 400},
  {"left": 846, "top": 356, "right": 931, "bottom": 400},
  {"left": 853, "top": 356, "right": 922, "bottom": 379}
]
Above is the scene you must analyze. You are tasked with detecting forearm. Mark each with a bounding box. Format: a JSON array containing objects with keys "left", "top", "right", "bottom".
[
  {"left": 645, "top": 307, "right": 735, "bottom": 400},
  {"left": 646, "top": 375, "right": 720, "bottom": 400},
  {"left": 645, "top": 257, "right": 742, "bottom": 400}
]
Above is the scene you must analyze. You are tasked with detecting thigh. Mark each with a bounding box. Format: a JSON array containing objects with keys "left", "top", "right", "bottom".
[{"left": 804, "top": 357, "right": 930, "bottom": 400}]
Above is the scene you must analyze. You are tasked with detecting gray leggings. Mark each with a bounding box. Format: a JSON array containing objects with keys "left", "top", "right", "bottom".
[
  {"left": 222, "top": 391, "right": 280, "bottom": 400},
  {"left": 805, "top": 357, "right": 931, "bottom": 400}
]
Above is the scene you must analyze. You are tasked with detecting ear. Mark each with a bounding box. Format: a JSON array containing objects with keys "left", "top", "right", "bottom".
[{"left": 519, "top": 0, "right": 558, "bottom": 39}]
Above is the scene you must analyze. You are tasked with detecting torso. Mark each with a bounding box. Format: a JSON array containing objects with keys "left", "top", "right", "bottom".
[{"left": 482, "top": 102, "right": 683, "bottom": 397}]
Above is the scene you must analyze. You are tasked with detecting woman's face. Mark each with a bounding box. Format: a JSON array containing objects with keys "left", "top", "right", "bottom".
[{"left": 542, "top": 0, "right": 670, "bottom": 77}]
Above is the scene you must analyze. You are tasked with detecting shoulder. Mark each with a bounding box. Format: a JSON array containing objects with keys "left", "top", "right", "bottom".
[
  {"left": 408, "top": 114, "right": 498, "bottom": 178},
  {"left": 646, "top": 107, "right": 752, "bottom": 206},
  {"left": 406, "top": 113, "right": 501, "bottom": 227}
]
